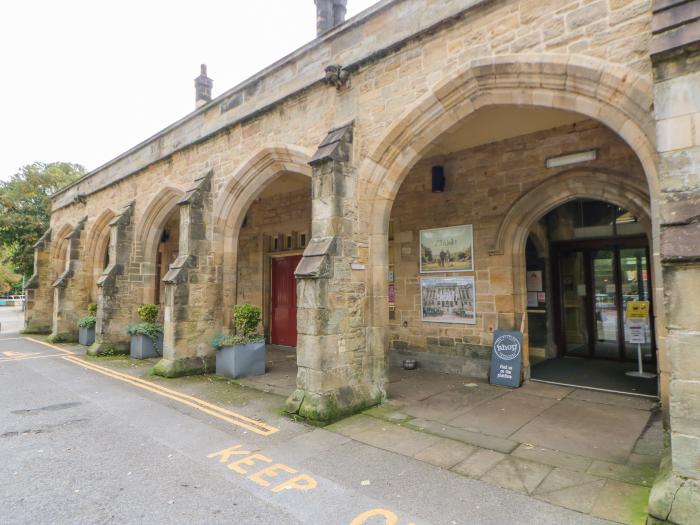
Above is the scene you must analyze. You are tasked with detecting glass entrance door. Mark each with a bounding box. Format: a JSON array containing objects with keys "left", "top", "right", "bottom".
[{"left": 554, "top": 239, "right": 654, "bottom": 362}]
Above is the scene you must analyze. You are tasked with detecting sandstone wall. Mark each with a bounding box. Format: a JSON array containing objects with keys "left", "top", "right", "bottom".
[{"left": 388, "top": 119, "right": 648, "bottom": 375}]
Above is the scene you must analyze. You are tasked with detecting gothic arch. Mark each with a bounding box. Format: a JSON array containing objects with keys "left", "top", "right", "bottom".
[
  {"left": 83, "top": 209, "right": 116, "bottom": 302},
  {"left": 51, "top": 223, "right": 74, "bottom": 280},
  {"left": 358, "top": 54, "right": 662, "bottom": 370},
  {"left": 212, "top": 145, "right": 313, "bottom": 326}
]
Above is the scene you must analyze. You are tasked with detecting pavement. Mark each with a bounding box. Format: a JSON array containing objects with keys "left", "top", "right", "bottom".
[{"left": 1, "top": 308, "right": 622, "bottom": 524}]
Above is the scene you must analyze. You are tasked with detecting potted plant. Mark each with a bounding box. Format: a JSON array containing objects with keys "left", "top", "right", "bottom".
[
  {"left": 128, "top": 303, "right": 163, "bottom": 359},
  {"left": 212, "top": 304, "right": 265, "bottom": 379},
  {"left": 78, "top": 303, "right": 97, "bottom": 346}
]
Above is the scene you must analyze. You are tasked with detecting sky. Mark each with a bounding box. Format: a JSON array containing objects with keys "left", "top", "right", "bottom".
[{"left": 0, "top": 0, "right": 379, "bottom": 181}]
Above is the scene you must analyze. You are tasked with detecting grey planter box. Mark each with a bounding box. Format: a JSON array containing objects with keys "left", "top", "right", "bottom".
[
  {"left": 216, "top": 341, "right": 265, "bottom": 379},
  {"left": 78, "top": 326, "right": 95, "bottom": 346},
  {"left": 130, "top": 334, "right": 162, "bottom": 359}
]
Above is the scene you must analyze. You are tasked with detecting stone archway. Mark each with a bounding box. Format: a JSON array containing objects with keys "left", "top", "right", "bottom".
[
  {"left": 83, "top": 209, "right": 115, "bottom": 303},
  {"left": 135, "top": 186, "right": 185, "bottom": 307},
  {"left": 491, "top": 168, "right": 653, "bottom": 372},
  {"left": 212, "top": 145, "right": 313, "bottom": 328},
  {"left": 358, "top": 54, "right": 662, "bottom": 393}
]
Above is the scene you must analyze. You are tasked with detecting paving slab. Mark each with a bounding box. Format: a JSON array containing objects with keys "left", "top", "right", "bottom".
[
  {"left": 387, "top": 368, "right": 467, "bottom": 404},
  {"left": 512, "top": 443, "right": 593, "bottom": 472},
  {"left": 402, "top": 386, "right": 504, "bottom": 424},
  {"left": 327, "top": 414, "right": 386, "bottom": 438},
  {"left": 352, "top": 422, "right": 441, "bottom": 457},
  {"left": 567, "top": 388, "right": 657, "bottom": 411},
  {"left": 591, "top": 480, "right": 650, "bottom": 525},
  {"left": 413, "top": 438, "right": 477, "bottom": 468},
  {"left": 407, "top": 418, "right": 519, "bottom": 453},
  {"left": 480, "top": 456, "right": 552, "bottom": 495},
  {"left": 519, "top": 381, "right": 573, "bottom": 400},
  {"left": 452, "top": 448, "right": 506, "bottom": 478},
  {"left": 588, "top": 460, "right": 658, "bottom": 487},
  {"left": 534, "top": 468, "right": 607, "bottom": 514},
  {"left": 510, "top": 398, "right": 651, "bottom": 463},
  {"left": 448, "top": 390, "right": 559, "bottom": 438}
]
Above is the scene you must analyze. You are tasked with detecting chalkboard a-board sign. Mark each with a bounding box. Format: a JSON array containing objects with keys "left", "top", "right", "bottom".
[{"left": 489, "top": 330, "right": 523, "bottom": 388}]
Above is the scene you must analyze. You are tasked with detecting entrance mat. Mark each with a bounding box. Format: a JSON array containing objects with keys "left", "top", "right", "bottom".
[{"left": 531, "top": 357, "right": 658, "bottom": 398}]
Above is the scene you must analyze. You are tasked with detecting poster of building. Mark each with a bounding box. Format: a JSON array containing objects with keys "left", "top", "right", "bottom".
[
  {"left": 420, "top": 276, "right": 476, "bottom": 324},
  {"left": 420, "top": 224, "right": 473, "bottom": 273}
]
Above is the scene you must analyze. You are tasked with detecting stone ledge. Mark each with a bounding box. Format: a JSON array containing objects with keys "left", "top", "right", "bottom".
[
  {"left": 647, "top": 446, "right": 700, "bottom": 525},
  {"left": 152, "top": 355, "right": 214, "bottom": 378}
]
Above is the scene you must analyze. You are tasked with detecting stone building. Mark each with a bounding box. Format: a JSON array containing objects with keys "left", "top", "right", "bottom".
[{"left": 24, "top": 0, "right": 700, "bottom": 520}]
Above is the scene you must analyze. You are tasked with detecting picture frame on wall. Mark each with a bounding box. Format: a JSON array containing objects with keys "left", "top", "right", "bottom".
[
  {"left": 419, "top": 224, "right": 474, "bottom": 273},
  {"left": 420, "top": 276, "right": 476, "bottom": 325}
]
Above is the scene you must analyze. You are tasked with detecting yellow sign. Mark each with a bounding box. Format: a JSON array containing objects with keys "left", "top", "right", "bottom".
[{"left": 626, "top": 301, "right": 650, "bottom": 319}]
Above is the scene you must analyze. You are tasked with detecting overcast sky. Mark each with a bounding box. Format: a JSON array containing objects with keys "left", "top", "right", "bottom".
[{"left": 0, "top": 0, "right": 378, "bottom": 181}]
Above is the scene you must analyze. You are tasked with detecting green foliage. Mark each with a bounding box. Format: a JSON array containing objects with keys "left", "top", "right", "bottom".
[
  {"left": 127, "top": 322, "right": 163, "bottom": 343},
  {"left": 78, "top": 315, "right": 96, "bottom": 328},
  {"left": 211, "top": 332, "right": 264, "bottom": 350},
  {"left": 0, "top": 246, "right": 20, "bottom": 294},
  {"left": 0, "top": 162, "right": 84, "bottom": 277},
  {"left": 233, "top": 303, "right": 262, "bottom": 337},
  {"left": 87, "top": 303, "right": 97, "bottom": 316},
  {"left": 137, "top": 303, "right": 159, "bottom": 324},
  {"left": 211, "top": 304, "right": 264, "bottom": 350}
]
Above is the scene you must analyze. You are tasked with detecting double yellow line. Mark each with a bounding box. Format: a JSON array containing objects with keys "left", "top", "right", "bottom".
[{"left": 25, "top": 338, "right": 279, "bottom": 437}]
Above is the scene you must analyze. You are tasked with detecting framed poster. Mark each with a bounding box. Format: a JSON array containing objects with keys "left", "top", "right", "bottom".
[
  {"left": 420, "top": 276, "right": 476, "bottom": 325},
  {"left": 420, "top": 224, "right": 474, "bottom": 273}
]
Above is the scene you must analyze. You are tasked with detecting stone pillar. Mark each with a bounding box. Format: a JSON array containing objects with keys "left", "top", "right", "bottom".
[
  {"left": 89, "top": 203, "right": 135, "bottom": 355},
  {"left": 23, "top": 229, "right": 53, "bottom": 334},
  {"left": 285, "top": 123, "right": 383, "bottom": 422},
  {"left": 647, "top": 3, "right": 700, "bottom": 523},
  {"left": 154, "top": 172, "right": 216, "bottom": 377},
  {"left": 50, "top": 218, "right": 88, "bottom": 342}
]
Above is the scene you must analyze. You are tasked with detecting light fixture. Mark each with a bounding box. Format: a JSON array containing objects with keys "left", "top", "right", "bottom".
[
  {"left": 545, "top": 149, "right": 597, "bottom": 169},
  {"left": 431, "top": 165, "right": 445, "bottom": 193}
]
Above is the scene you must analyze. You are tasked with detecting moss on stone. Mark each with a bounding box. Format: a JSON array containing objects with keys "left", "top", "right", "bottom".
[
  {"left": 47, "top": 332, "right": 74, "bottom": 344},
  {"left": 87, "top": 341, "right": 128, "bottom": 357},
  {"left": 152, "top": 356, "right": 212, "bottom": 378}
]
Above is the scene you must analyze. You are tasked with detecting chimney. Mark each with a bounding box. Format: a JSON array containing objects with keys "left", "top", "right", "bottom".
[
  {"left": 315, "top": 0, "right": 347, "bottom": 36},
  {"left": 194, "top": 64, "right": 213, "bottom": 108}
]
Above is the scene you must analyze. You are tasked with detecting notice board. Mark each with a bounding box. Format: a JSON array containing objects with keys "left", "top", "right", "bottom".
[{"left": 489, "top": 330, "right": 523, "bottom": 388}]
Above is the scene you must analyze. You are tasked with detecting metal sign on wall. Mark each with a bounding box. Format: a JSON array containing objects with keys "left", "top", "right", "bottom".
[{"left": 489, "top": 330, "right": 523, "bottom": 388}]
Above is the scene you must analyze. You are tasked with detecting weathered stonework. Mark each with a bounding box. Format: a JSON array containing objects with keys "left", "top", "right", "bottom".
[
  {"left": 89, "top": 203, "right": 135, "bottom": 355},
  {"left": 31, "top": 1, "right": 700, "bottom": 519},
  {"left": 50, "top": 218, "right": 88, "bottom": 342},
  {"left": 154, "top": 172, "right": 217, "bottom": 377},
  {"left": 23, "top": 229, "right": 53, "bottom": 334}
]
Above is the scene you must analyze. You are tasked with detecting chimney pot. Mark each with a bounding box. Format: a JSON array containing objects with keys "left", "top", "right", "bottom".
[
  {"left": 315, "top": 0, "right": 347, "bottom": 36},
  {"left": 194, "top": 63, "right": 213, "bottom": 109}
]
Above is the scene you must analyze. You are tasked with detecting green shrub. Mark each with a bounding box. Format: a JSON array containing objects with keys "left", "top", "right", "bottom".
[
  {"left": 78, "top": 316, "right": 96, "bottom": 328},
  {"left": 128, "top": 322, "right": 163, "bottom": 342},
  {"left": 87, "top": 303, "right": 98, "bottom": 316},
  {"left": 137, "top": 303, "right": 159, "bottom": 324},
  {"left": 211, "top": 304, "right": 264, "bottom": 350},
  {"left": 129, "top": 304, "right": 162, "bottom": 344},
  {"left": 233, "top": 303, "right": 261, "bottom": 338}
]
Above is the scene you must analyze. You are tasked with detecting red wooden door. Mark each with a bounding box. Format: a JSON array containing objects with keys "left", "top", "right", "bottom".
[{"left": 271, "top": 255, "right": 302, "bottom": 347}]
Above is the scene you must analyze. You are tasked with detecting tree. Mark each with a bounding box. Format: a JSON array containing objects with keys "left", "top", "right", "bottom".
[
  {"left": 0, "top": 162, "right": 85, "bottom": 277},
  {"left": 0, "top": 246, "right": 20, "bottom": 294}
]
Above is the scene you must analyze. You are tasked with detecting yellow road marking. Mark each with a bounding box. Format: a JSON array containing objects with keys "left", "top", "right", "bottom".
[
  {"left": 60, "top": 355, "right": 278, "bottom": 436},
  {"left": 0, "top": 354, "right": 65, "bottom": 363},
  {"left": 0, "top": 337, "right": 26, "bottom": 342},
  {"left": 2, "top": 351, "right": 35, "bottom": 357},
  {"left": 24, "top": 337, "right": 75, "bottom": 355}
]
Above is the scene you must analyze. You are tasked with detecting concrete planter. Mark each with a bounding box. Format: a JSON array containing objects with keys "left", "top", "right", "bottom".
[
  {"left": 78, "top": 326, "right": 96, "bottom": 346},
  {"left": 216, "top": 341, "right": 265, "bottom": 379},
  {"left": 130, "top": 334, "right": 162, "bottom": 359}
]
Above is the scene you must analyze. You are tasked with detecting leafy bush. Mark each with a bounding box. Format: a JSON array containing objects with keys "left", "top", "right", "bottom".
[
  {"left": 137, "top": 303, "right": 159, "bottom": 324},
  {"left": 211, "top": 304, "right": 264, "bottom": 350},
  {"left": 78, "top": 315, "right": 96, "bottom": 328},
  {"left": 87, "top": 303, "right": 97, "bottom": 316},
  {"left": 233, "top": 304, "right": 261, "bottom": 337},
  {"left": 129, "top": 304, "right": 162, "bottom": 344},
  {"left": 127, "top": 322, "right": 163, "bottom": 342}
]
